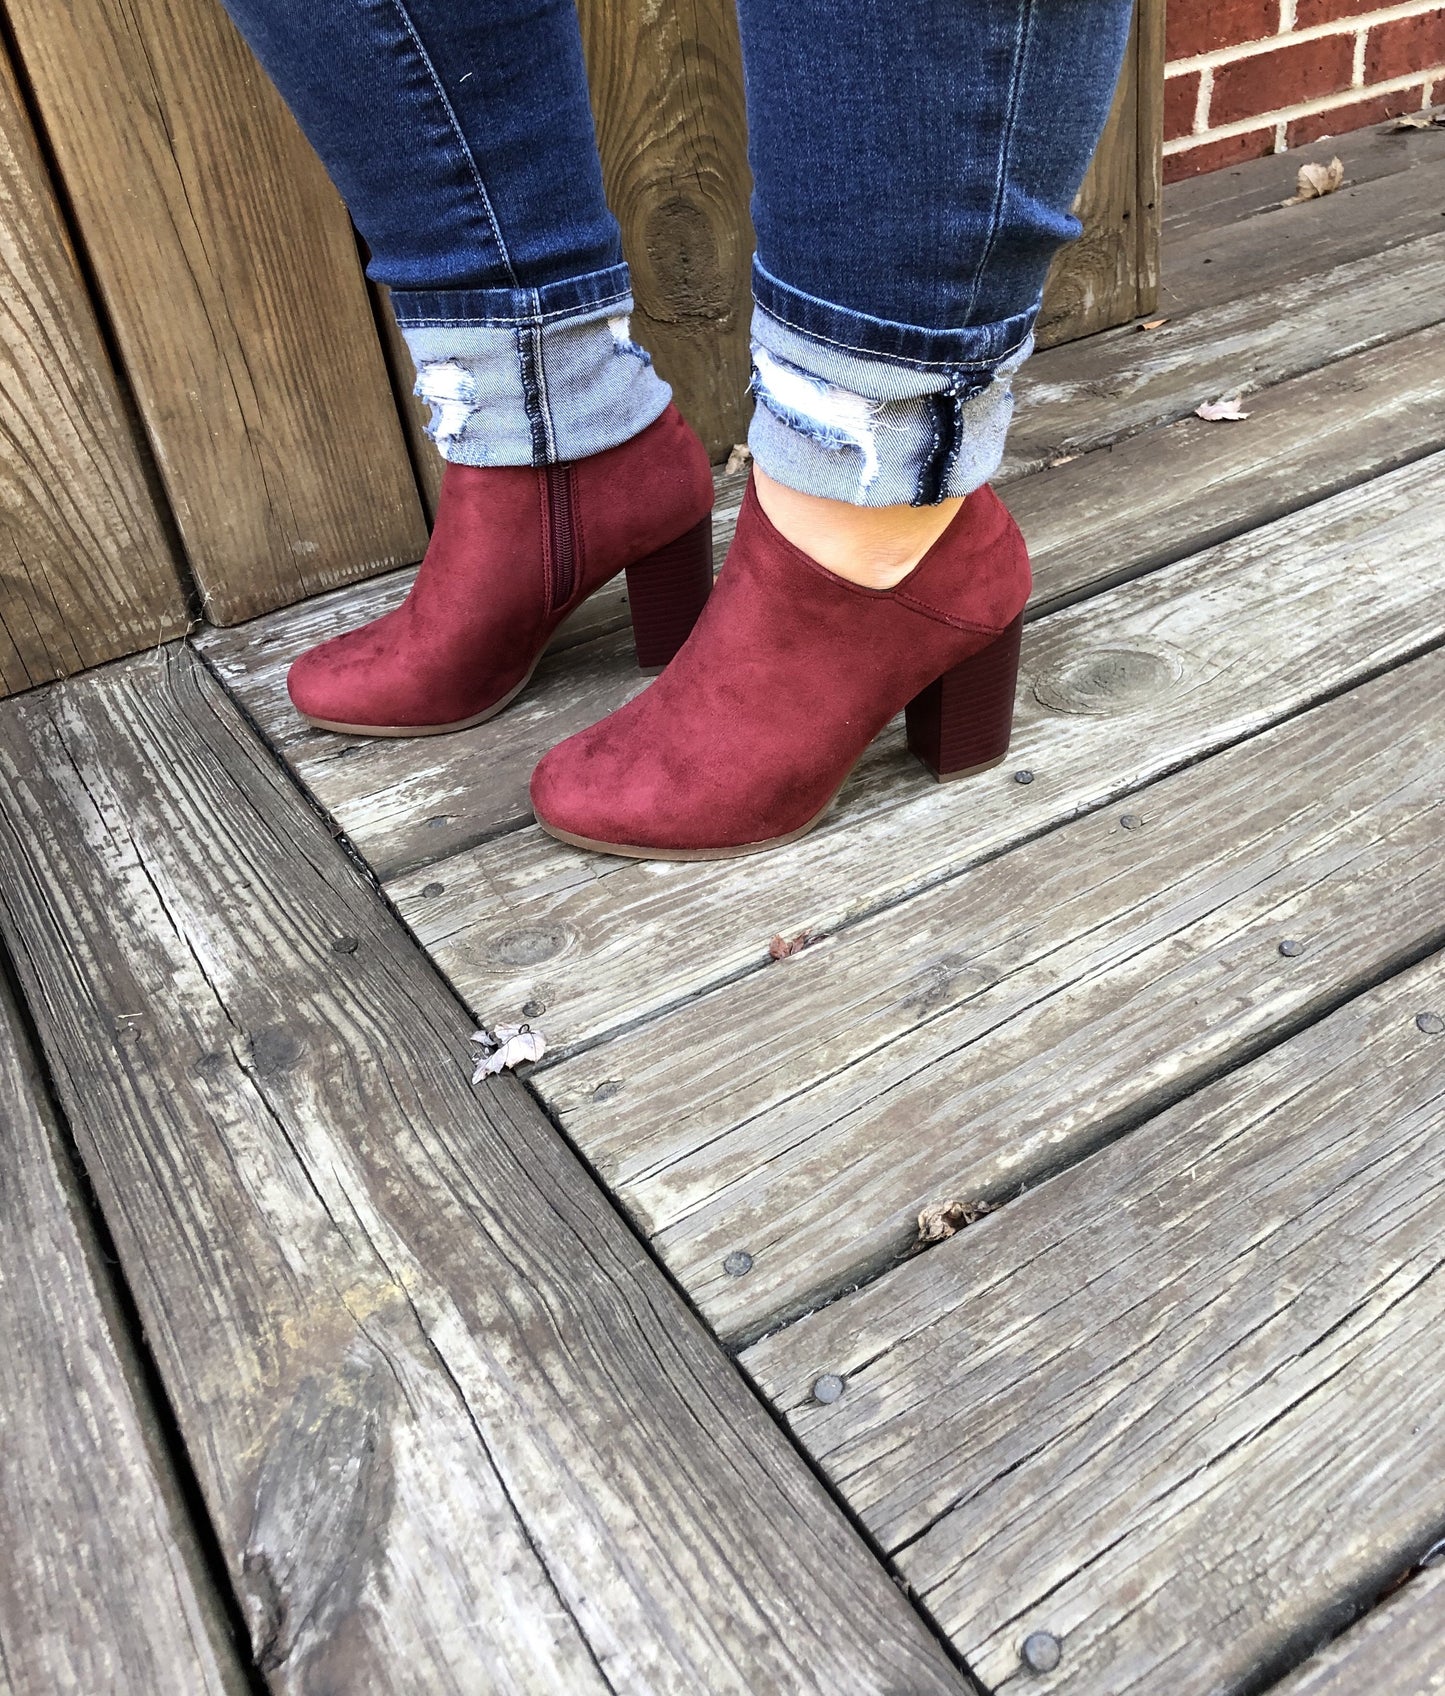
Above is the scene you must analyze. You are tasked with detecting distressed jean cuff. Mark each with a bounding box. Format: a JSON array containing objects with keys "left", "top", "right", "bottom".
[
  {"left": 747, "top": 271, "right": 1037, "bottom": 507},
  {"left": 391, "top": 265, "right": 673, "bottom": 467}
]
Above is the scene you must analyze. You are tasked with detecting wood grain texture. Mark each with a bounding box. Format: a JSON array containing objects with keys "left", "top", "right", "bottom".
[
  {"left": 1161, "top": 122, "right": 1445, "bottom": 240},
  {"left": 4, "top": 0, "right": 427, "bottom": 623},
  {"left": 0, "top": 42, "right": 186, "bottom": 697},
  {"left": 741, "top": 950, "right": 1445, "bottom": 1695},
  {"left": 383, "top": 451, "right": 1445, "bottom": 1055},
  {"left": 544, "top": 642, "right": 1445, "bottom": 1343},
  {"left": 578, "top": 0, "right": 753, "bottom": 459},
  {"left": 0, "top": 646, "right": 968, "bottom": 1696},
  {"left": 373, "top": 284, "right": 442, "bottom": 524},
  {"left": 1274, "top": 1563, "right": 1445, "bottom": 1695},
  {"left": 193, "top": 469, "right": 751, "bottom": 881},
  {"left": 1003, "top": 226, "right": 1445, "bottom": 477},
  {"left": 1161, "top": 141, "right": 1445, "bottom": 321},
  {"left": 1036, "top": 0, "right": 1163, "bottom": 346},
  {"left": 0, "top": 973, "right": 245, "bottom": 1695}
]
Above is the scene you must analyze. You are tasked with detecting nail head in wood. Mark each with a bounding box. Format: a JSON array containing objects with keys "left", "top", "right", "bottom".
[
  {"left": 331, "top": 934, "right": 359, "bottom": 954},
  {"left": 1120, "top": 813, "right": 1142, "bottom": 830},
  {"left": 1278, "top": 938, "right": 1306, "bottom": 958},
  {"left": 522, "top": 998, "right": 546, "bottom": 1018},
  {"left": 421, "top": 881, "right": 445, "bottom": 898},
  {"left": 1021, "top": 1631, "right": 1062, "bottom": 1673},
  {"left": 1417, "top": 1012, "right": 1444, "bottom": 1034},
  {"left": 723, "top": 1250, "right": 753, "bottom": 1278},
  {"left": 812, "top": 1374, "right": 845, "bottom": 1405},
  {"left": 1014, "top": 769, "right": 1035, "bottom": 785}
]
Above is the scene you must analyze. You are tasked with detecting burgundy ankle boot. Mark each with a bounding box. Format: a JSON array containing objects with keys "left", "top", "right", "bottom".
[
  {"left": 529, "top": 474, "right": 1032, "bottom": 859},
  {"left": 286, "top": 404, "right": 714, "bottom": 735}
]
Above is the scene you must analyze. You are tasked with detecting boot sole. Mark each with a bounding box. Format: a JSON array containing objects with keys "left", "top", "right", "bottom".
[
  {"left": 535, "top": 750, "right": 1006, "bottom": 862},
  {"left": 297, "top": 662, "right": 539, "bottom": 739}
]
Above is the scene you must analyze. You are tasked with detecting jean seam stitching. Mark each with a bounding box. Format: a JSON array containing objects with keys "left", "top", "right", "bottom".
[
  {"left": 753, "top": 291, "right": 1033, "bottom": 372},
  {"left": 529, "top": 294, "right": 558, "bottom": 461},
  {"left": 394, "top": 289, "right": 633, "bottom": 329},
  {"left": 960, "top": 0, "right": 1037, "bottom": 318},
  {"left": 385, "top": 0, "right": 519, "bottom": 288}
]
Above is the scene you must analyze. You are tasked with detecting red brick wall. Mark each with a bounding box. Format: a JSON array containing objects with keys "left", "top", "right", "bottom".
[{"left": 1164, "top": 0, "right": 1445, "bottom": 179}]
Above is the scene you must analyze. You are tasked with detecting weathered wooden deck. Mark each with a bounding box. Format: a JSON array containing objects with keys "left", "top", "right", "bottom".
[{"left": 3, "top": 128, "right": 1445, "bottom": 1694}]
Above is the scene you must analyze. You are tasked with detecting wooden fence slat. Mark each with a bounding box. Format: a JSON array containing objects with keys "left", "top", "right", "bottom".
[
  {"left": 0, "top": 646, "right": 969, "bottom": 1696},
  {"left": 553, "top": 642, "right": 1445, "bottom": 1344},
  {"left": 0, "top": 39, "right": 187, "bottom": 697},
  {"left": 4, "top": 0, "right": 428, "bottom": 624},
  {"left": 578, "top": 0, "right": 754, "bottom": 460},
  {"left": 1274, "top": 1565, "right": 1445, "bottom": 1696},
  {"left": 0, "top": 972, "right": 246, "bottom": 1696},
  {"left": 1035, "top": 0, "right": 1164, "bottom": 346},
  {"left": 372, "top": 285, "right": 442, "bottom": 524},
  {"left": 741, "top": 950, "right": 1445, "bottom": 1695}
]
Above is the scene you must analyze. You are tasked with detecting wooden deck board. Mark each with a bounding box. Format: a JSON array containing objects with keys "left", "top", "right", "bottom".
[
  {"left": 391, "top": 450, "right": 1445, "bottom": 1054},
  {"left": 0, "top": 973, "right": 245, "bottom": 1695},
  {"left": 17, "top": 138, "right": 1441, "bottom": 1694},
  {"left": 0, "top": 647, "right": 966, "bottom": 1696},
  {"left": 740, "top": 951, "right": 1445, "bottom": 1694},
  {"left": 543, "top": 643, "right": 1445, "bottom": 1344},
  {"left": 1001, "top": 227, "right": 1445, "bottom": 478},
  {"left": 1273, "top": 1563, "right": 1445, "bottom": 1695}
]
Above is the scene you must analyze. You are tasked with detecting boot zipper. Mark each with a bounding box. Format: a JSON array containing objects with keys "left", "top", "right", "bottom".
[{"left": 544, "top": 463, "right": 578, "bottom": 612}]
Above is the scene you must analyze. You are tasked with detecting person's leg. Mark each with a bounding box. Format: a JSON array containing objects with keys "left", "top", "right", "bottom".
[
  {"left": 742, "top": 0, "right": 1134, "bottom": 585},
  {"left": 530, "top": 0, "right": 1138, "bottom": 855},
  {"left": 220, "top": 0, "right": 667, "bottom": 461},
  {"left": 218, "top": 0, "right": 715, "bottom": 734}
]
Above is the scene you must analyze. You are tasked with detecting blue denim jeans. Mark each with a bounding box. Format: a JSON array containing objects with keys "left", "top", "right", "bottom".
[{"left": 221, "top": 0, "right": 1134, "bottom": 505}]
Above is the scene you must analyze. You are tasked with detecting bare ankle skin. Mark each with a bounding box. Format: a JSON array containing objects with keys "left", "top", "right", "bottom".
[{"left": 752, "top": 464, "right": 966, "bottom": 590}]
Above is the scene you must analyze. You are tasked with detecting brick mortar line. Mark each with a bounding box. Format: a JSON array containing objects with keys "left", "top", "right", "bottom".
[
  {"left": 1164, "top": 63, "right": 1441, "bottom": 149},
  {"left": 1167, "top": 0, "right": 1443, "bottom": 76}
]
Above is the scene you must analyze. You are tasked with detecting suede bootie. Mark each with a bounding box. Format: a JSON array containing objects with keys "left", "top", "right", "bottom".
[
  {"left": 287, "top": 404, "right": 714, "bottom": 735},
  {"left": 530, "top": 474, "right": 1032, "bottom": 859}
]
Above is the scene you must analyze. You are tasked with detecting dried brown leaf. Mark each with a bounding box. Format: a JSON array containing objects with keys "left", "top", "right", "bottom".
[
  {"left": 1282, "top": 155, "right": 1344, "bottom": 204},
  {"left": 917, "top": 1198, "right": 996, "bottom": 1243},
  {"left": 768, "top": 932, "right": 817, "bottom": 960},
  {"left": 724, "top": 443, "right": 753, "bottom": 475},
  {"left": 1387, "top": 109, "right": 1445, "bottom": 131},
  {"left": 1195, "top": 395, "right": 1250, "bottom": 422},
  {"left": 1138, "top": 316, "right": 1169, "bottom": 331}
]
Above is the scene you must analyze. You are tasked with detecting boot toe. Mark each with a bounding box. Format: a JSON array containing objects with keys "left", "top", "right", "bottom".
[{"left": 286, "top": 632, "right": 393, "bottom": 729}]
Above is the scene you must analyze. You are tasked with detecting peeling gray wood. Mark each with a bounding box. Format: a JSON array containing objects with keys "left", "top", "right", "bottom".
[
  {"left": 1001, "top": 229, "right": 1445, "bottom": 478},
  {"left": 193, "top": 469, "right": 749, "bottom": 881},
  {"left": 1273, "top": 1562, "right": 1445, "bottom": 1695},
  {"left": 0, "top": 974, "right": 245, "bottom": 1695},
  {"left": 388, "top": 451, "right": 1445, "bottom": 1056},
  {"left": 540, "top": 644, "right": 1445, "bottom": 1344},
  {"left": 741, "top": 952, "right": 1445, "bottom": 1696},
  {"left": 0, "top": 646, "right": 966, "bottom": 1696}
]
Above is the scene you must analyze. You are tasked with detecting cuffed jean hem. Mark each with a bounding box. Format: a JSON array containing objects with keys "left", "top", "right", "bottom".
[
  {"left": 391, "top": 265, "right": 673, "bottom": 466},
  {"left": 747, "top": 279, "right": 1037, "bottom": 508}
]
